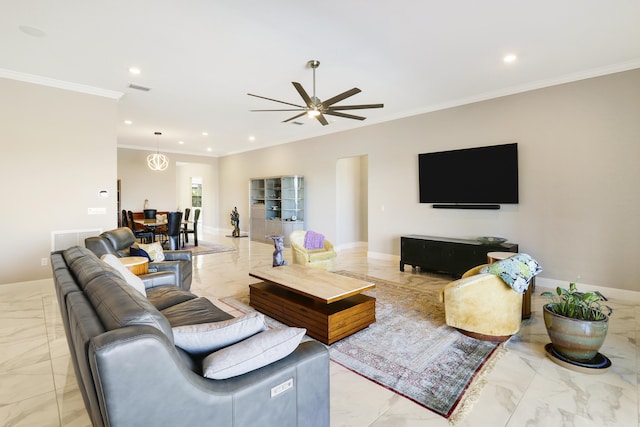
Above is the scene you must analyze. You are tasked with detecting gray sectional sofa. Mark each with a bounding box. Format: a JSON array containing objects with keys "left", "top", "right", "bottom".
[
  {"left": 85, "top": 227, "right": 193, "bottom": 290},
  {"left": 51, "top": 246, "right": 330, "bottom": 427}
]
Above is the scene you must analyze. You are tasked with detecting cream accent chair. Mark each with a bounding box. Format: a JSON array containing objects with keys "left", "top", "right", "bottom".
[
  {"left": 438, "top": 265, "right": 523, "bottom": 341},
  {"left": 290, "top": 230, "right": 337, "bottom": 271}
]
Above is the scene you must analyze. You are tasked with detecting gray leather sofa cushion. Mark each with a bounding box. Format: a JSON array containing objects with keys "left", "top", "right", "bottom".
[
  {"left": 101, "top": 227, "right": 136, "bottom": 257},
  {"left": 66, "top": 291, "right": 107, "bottom": 427},
  {"left": 161, "top": 297, "right": 233, "bottom": 327},
  {"left": 67, "top": 254, "right": 121, "bottom": 290},
  {"left": 63, "top": 245, "right": 94, "bottom": 266},
  {"left": 84, "top": 274, "right": 174, "bottom": 344},
  {"left": 146, "top": 286, "right": 198, "bottom": 310}
]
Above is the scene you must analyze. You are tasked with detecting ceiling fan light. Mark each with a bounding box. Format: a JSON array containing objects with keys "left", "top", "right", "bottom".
[{"left": 307, "top": 109, "right": 321, "bottom": 117}]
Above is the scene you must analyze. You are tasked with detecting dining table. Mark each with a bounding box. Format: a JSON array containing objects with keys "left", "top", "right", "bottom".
[{"left": 134, "top": 218, "right": 193, "bottom": 245}]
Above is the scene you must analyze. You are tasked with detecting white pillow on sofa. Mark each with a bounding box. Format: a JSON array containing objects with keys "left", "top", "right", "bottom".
[
  {"left": 202, "top": 327, "right": 306, "bottom": 379},
  {"left": 172, "top": 312, "right": 268, "bottom": 354},
  {"left": 137, "top": 242, "right": 165, "bottom": 262},
  {"left": 100, "top": 254, "right": 147, "bottom": 296}
]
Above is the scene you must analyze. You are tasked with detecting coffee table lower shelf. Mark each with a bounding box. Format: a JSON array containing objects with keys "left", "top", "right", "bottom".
[{"left": 249, "top": 282, "right": 376, "bottom": 345}]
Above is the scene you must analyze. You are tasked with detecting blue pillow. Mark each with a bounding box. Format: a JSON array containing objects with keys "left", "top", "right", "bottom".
[
  {"left": 480, "top": 253, "right": 542, "bottom": 294},
  {"left": 130, "top": 246, "right": 151, "bottom": 261}
]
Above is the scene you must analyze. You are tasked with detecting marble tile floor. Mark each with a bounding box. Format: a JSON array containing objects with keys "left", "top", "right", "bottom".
[{"left": 1, "top": 231, "right": 638, "bottom": 426}]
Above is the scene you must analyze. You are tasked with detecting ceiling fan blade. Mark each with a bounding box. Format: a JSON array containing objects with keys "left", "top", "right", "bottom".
[
  {"left": 247, "top": 93, "right": 306, "bottom": 109},
  {"left": 250, "top": 109, "right": 306, "bottom": 112},
  {"left": 323, "top": 110, "right": 367, "bottom": 121},
  {"left": 316, "top": 113, "right": 329, "bottom": 126},
  {"left": 327, "top": 103, "right": 384, "bottom": 110},
  {"left": 292, "top": 82, "right": 314, "bottom": 108},
  {"left": 282, "top": 112, "right": 308, "bottom": 123},
  {"left": 321, "top": 88, "right": 361, "bottom": 107}
]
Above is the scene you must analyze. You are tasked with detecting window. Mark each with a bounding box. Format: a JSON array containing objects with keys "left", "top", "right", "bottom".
[{"left": 192, "top": 177, "right": 202, "bottom": 208}]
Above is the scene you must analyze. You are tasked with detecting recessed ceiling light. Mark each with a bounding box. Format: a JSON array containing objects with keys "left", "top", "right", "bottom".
[
  {"left": 207, "top": 147, "right": 212, "bottom": 152},
  {"left": 202, "top": 132, "right": 208, "bottom": 136},
  {"left": 503, "top": 54, "right": 517, "bottom": 63},
  {"left": 178, "top": 140, "right": 185, "bottom": 145},
  {"left": 249, "top": 136, "right": 255, "bottom": 141},
  {"left": 129, "top": 67, "right": 141, "bottom": 75},
  {"left": 124, "top": 120, "right": 133, "bottom": 125},
  {"left": 19, "top": 25, "right": 46, "bottom": 38}
]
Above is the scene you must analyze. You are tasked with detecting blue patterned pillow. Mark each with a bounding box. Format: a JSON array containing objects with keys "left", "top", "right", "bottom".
[
  {"left": 129, "top": 246, "right": 151, "bottom": 261},
  {"left": 480, "top": 253, "right": 542, "bottom": 294}
]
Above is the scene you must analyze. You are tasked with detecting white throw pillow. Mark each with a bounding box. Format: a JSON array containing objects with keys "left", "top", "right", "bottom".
[
  {"left": 202, "top": 327, "right": 306, "bottom": 379},
  {"left": 172, "top": 312, "right": 268, "bottom": 354},
  {"left": 100, "top": 254, "right": 147, "bottom": 296},
  {"left": 137, "top": 242, "right": 165, "bottom": 261}
]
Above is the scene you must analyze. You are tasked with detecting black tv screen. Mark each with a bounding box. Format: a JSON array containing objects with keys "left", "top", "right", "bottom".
[{"left": 418, "top": 143, "right": 519, "bottom": 204}]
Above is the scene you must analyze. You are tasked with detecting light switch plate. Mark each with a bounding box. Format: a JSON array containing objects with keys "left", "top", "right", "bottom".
[{"left": 88, "top": 207, "right": 106, "bottom": 215}]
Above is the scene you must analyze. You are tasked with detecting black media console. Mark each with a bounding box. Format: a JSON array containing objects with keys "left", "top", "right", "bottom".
[{"left": 400, "top": 235, "right": 518, "bottom": 278}]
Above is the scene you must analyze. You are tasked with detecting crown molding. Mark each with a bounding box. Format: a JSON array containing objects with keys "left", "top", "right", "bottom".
[{"left": 0, "top": 68, "right": 123, "bottom": 99}]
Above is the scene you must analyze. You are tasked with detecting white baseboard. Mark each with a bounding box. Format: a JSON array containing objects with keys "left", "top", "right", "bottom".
[
  {"left": 335, "top": 241, "right": 367, "bottom": 252},
  {"left": 534, "top": 277, "right": 640, "bottom": 305},
  {"left": 367, "top": 251, "right": 400, "bottom": 262}
]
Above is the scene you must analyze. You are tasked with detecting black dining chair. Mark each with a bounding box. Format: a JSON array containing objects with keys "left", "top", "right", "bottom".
[
  {"left": 166, "top": 211, "right": 183, "bottom": 250},
  {"left": 143, "top": 209, "right": 157, "bottom": 219},
  {"left": 121, "top": 209, "right": 129, "bottom": 229},
  {"left": 182, "top": 208, "right": 191, "bottom": 237},
  {"left": 127, "top": 210, "right": 153, "bottom": 243},
  {"left": 183, "top": 208, "right": 200, "bottom": 246}
]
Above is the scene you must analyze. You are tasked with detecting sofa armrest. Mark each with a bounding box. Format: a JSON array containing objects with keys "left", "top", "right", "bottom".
[
  {"left": 163, "top": 250, "right": 193, "bottom": 262},
  {"left": 140, "top": 271, "right": 177, "bottom": 289},
  {"left": 291, "top": 245, "right": 310, "bottom": 263},
  {"left": 323, "top": 240, "right": 335, "bottom": 252},
  {"left": 90, "top": 326, "right": 329, "bottom": 427}
]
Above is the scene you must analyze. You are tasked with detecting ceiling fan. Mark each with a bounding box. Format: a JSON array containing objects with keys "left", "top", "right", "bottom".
[{"left": 248, "top": 60, "right": 383, "bottom": 126}]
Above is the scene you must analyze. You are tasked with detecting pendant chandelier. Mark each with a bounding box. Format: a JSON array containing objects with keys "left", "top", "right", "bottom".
[{"left": 147, "top": 131, "right": 169, "bottom": 171}]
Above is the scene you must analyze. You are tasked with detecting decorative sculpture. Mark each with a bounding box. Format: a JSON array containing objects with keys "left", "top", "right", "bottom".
[
  {"left": 230, "top": 207, "right": 240, "bottom": 237},
  {"left": 270, "top": 235, "right": 288, "bottom": 267}
]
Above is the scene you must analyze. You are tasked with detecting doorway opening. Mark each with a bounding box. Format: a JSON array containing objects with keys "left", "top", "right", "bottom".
[{"left": 336, "top": 155, "right": 368, "bottom": 248}]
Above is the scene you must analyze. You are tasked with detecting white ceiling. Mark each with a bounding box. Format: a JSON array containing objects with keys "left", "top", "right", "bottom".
[{"left": 2, "top": 0, "right": 639, "bottom": 157}]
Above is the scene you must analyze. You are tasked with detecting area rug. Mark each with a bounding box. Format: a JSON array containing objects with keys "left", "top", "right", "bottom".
[
  {"left": 221, "top": 271, "right": 505, "bottom": 422},
  {"left": 182, "top": 241, "right": 236, "bottom": 256}
]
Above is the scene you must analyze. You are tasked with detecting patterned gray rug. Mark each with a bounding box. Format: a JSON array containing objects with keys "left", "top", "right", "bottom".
[
  {"left": 182, "top": 241, "right": 236, "bottom": 256},
  {"left": 221, "top": 271, "right": 505, "bottom": 422}
]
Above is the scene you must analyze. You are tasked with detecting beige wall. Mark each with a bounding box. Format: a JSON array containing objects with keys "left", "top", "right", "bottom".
[
  {"left": 0, "top": 78, "right": 118, "bottom": 284},
  {"left": 336, "top": 156, "right": 368, "bottom": 247},
  {"left": 117, "top": 148, "right": 219, "bottom": 232},
  {"left": 3, "top": 69, "right": 639, "bottom": 292},
  {"left": 218, "top": 69, "right": 640, "bottom": 291}
]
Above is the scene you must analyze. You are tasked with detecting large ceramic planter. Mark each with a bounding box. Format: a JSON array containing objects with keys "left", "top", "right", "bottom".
[{"left": 543, "top": 304, "right": 608, "bottom": 361}]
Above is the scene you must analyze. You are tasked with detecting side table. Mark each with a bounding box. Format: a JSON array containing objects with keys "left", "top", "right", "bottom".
[
  {"left": 119, "top": 256, "right": 149, "bottom": 276},
  {"left": 487, "top": 251, "right": 533, "bottom": 320}
]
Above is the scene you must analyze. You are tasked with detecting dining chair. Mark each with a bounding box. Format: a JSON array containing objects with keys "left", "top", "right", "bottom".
[
  {"left": 127, "top": 210, "right": 153, "bottom": 243},
  {"left": 143, "top": 209, "right": 157, "bottom": 219},
  {"left": 121, "top": 209, "right": 129, "bottom": 229},
  {"left": 182, "top": 208, "right": 191, "bottom": 237},
  {"left": 183, "top": 208, "right": 200, "bottom": 246},
  {"left": 166, "top": 211, "right": 183, "bottom": 250}
]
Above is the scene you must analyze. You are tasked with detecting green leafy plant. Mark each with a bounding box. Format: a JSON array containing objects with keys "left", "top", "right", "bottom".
[{"left": 541, "top": 282, "right": 613, "bottom": 321}]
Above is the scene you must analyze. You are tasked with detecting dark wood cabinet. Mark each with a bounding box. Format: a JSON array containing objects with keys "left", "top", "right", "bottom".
[{"left": 400, "top": 235, "right": 518, "bottom": 278}]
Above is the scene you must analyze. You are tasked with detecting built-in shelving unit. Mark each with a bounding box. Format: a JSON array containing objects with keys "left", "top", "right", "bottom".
[{"left": 250, "top": 176, "right": 304, "bottom": 246}]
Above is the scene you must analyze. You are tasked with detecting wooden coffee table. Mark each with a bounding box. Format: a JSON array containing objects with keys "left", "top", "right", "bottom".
[{"left": 249, "top": 265, "right": 376, "bottom": 345}]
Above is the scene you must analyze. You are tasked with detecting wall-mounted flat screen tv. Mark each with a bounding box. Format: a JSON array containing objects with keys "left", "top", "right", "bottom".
[{"left": 418, "top": 143, "right": 519, "bottom": 205}]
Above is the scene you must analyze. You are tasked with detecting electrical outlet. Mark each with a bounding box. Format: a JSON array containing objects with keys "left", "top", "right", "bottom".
[{"left": 41, "top": 258, "right": 48, "bottom": 266}]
